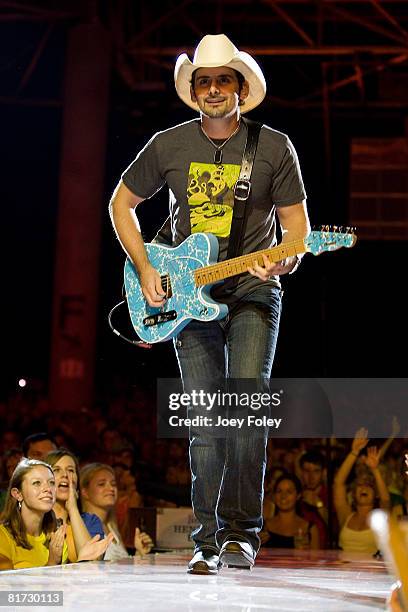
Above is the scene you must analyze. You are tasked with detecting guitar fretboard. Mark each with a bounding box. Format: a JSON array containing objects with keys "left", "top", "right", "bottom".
[{"left": 193, "top": 238, "right": 306, "bottom": 287}]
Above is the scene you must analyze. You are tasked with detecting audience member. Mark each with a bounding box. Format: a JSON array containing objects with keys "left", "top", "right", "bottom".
[
  {"left": 0, "top": 448, "right": 24, "bottom": 514},
  {"left": 298, "top": 449, "right": 329, "bottom": 548},
  {"left": 334, "top": 428, "right": 390, "bottom": 554},
  {"left": 80, "top": 463, "right": 153, "bottom": 561},
  {"left": 2, "top": 449, "right": 23, "bottom": 481},
  {"left": 0, "top": 431, "right": 21, "bottom": 454},
  {"left": 263, "top": 466, "right": 284, "bottom": 522},
  {"left": 45, "top": 450, "right": 107, "bottom": 562},
  {"left": 113, "top": 445, "right": 137, "bottom": 470},
  {"left": 261, "top": 474, "right": 319, "bottom": 549},
  {"left": 22, "top": 433, "right": 57, "bottom": 461},
  {"left": 165, "top": 441, "right": 190, "bottom": 486},
  {"left": 112, "top": 462, "right": 143, "bottom": 532},
  {"left": 299, "top": 450, "right": 328, "bottom": 518}
]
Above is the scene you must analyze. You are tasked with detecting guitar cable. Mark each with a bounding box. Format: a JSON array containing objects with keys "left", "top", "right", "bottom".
[{"left": 107, "top": 300, "right": 152, "bottom": 348}]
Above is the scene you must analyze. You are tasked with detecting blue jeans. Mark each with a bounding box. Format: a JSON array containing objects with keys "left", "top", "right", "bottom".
[{"left": 174, "top": 286, "right": 282, "bottom": 553}]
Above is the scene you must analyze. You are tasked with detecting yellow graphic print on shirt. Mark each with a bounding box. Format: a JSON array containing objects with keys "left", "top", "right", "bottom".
[{"left": 187, "top": 162, "right": 241, "bottom": 238}]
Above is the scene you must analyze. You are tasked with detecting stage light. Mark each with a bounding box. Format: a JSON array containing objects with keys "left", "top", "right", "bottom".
[{"left": 18, "top": 378, "right": 27, "bottom": 388}]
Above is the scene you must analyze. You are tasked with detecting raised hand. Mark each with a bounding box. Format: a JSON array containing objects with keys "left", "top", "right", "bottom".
[
  {"left": 134, "top": 527, "right": 153, "bottom": 556},
  {"left": 351, "top": 427, "right": 369, "bottom": 455},
  {"left": 65, "top": 471, "right": 79, "bottom": 514},
  {"left": 77, "top": 533, "right": 114, "bottom": 562},
  {"left": 364, "top": 446, "right": 380, "bottom": 470}
]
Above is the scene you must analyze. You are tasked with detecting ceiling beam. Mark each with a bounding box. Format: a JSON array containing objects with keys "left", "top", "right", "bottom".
[
  {"left": 262, "top": 0, "right": 315, "bottom": 46},
  {"left": 135, "top": 45, "right": 408, "bottom": 57}
]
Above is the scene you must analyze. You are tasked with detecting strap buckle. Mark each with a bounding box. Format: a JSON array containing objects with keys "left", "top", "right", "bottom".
[{"left": 234, "top": 179, "right": 251, "bottom": 201}]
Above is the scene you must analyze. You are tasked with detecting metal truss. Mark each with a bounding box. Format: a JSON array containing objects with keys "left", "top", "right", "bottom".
[{"left": 0, "top": 0, "right": 407, "bottom": 110}]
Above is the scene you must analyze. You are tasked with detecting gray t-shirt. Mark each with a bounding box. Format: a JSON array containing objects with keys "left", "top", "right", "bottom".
[{"left": 122, "top": 118, "right": 306, "bottom": 304}]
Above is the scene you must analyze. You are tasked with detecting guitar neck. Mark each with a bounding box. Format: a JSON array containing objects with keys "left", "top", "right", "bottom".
[{"left": 194, "top": 238, "right": 307, "bottom": 287}]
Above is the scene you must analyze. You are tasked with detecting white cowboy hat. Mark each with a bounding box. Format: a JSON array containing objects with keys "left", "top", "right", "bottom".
[{"left": 174, "top": 34, "right": 266, "bottom": 114}]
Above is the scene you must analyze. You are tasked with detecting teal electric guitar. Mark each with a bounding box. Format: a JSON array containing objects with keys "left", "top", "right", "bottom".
[{"left": 124, "top": 227, "right": 356, "bottom": 343}]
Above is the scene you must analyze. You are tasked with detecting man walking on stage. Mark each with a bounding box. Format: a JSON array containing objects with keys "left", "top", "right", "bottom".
[{"left": 110, "top": 33, "right": 310, "bottom": 574}]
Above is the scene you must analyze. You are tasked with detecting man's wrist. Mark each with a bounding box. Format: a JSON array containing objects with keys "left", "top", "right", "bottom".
[
  {"left": 350, "top": 450, "right": 359, "bottom": 457},
  {"left": 289, "top": 255, "right": 302, "bottom": 275}
]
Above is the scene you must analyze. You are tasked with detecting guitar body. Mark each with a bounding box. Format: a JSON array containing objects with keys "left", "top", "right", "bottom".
[{"left": 124, "top": 232, "right": 228, "bottom": 343}]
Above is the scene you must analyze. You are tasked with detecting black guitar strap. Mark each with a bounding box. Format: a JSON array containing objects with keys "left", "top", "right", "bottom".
[{"left": 224, "top": 118, "right": 262, "bottom": 291}]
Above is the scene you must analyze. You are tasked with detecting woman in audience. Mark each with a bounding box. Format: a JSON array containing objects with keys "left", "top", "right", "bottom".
[
  {"left": 2, "top": 448, "right": 23, "bottom": 481},
  {"left": 112, "top": 462, "right": 144, "bottom": 533},
  {"left": 46, "top": 449, "right": 107, "bottom": 562},
  {"left": 261, "top": 473, "right": 319, "bottom": 549},
  {"left": 165, "top": 441, "right": 190, "bottom": 486},
  {"left": 0, "top": 458, "right": 111, "bottom": 570},
  {"left": 80, "top": 463, "right": 153, "bottom": 561},
  {"left": 334, "top": 428, "right": 390, "bottom": 554}
]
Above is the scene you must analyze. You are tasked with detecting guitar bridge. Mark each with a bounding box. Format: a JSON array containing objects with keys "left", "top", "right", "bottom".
[{"left": 143, "top": 310, "right": 177, "bottom": 327}]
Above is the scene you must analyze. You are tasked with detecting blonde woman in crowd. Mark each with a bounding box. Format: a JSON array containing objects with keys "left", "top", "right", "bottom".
[{"left": 80, "top": 463, "right": 153, "bottom": 561}]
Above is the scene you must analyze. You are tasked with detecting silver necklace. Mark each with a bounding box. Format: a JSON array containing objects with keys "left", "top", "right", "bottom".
[{"left": 200, "top": 121, "right": 241, "bottom": 165}]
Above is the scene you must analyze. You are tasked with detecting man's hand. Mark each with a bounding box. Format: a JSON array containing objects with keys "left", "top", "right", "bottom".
[
  {"left": 139, "top": 262, "right": 167, "bottom": 307},
  {"left": 247, "top": 253, "right": 299, "bottom": 280}
]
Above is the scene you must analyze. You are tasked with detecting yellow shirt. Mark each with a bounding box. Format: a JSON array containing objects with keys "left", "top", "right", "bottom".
[{"left": 0, "top": 524, "right": 68, "bottom": 570}]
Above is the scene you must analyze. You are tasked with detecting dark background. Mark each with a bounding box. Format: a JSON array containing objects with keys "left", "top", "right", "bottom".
[{"left": 1, "top": 1, "right": 407, "bottom": 401}]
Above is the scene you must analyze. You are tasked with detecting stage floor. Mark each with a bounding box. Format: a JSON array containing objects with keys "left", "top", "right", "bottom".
[{"left": 0, "top": 549, "right": 393, "bottom": 611}]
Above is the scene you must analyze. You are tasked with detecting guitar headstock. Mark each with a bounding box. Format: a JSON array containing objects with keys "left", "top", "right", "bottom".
[{"left": 305, "top": 226, "right": 357, "bottom": 255}]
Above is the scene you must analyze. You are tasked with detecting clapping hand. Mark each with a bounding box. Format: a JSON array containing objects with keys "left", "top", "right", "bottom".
[
  {"left": 77, "top": 533, "right": 114, "bottom": 562},
  {"left": 134, "top": 527, "right": 153, "bottom": 556},
  {"left": 352, "top": 427, "right": 369, "bottom": 455},
  {"left": 48, "top": 524, "right": 66, "bottom": 565}
]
